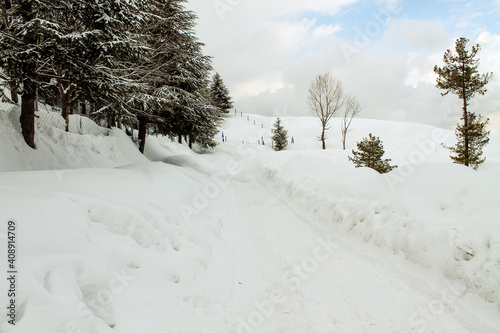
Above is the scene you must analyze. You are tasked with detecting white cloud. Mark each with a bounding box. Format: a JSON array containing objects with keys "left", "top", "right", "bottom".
[
  {"left": 382, "top": 19, "right": 451, "bottom": 51},
  {"left": 187, "top": 0, "right": 500, "bottom": 132},
  {"left": 313, "top": 24, "right": 342, "bottom": 38},
  {"left": 232, "top": 74, "right": 287, "bottom": 99}
]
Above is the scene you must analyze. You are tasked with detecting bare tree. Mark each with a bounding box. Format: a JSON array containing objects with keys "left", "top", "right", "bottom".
[
  {"left": 308, "top": 72, "right": 344, "bottom": 149},
  {"left": 340, "top": 94, "right": 361, "bottom": 150}
]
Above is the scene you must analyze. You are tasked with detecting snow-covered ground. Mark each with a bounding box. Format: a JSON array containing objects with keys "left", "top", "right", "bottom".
[{"left": 0, "top": 107, "right": 499, "bottom": 332}]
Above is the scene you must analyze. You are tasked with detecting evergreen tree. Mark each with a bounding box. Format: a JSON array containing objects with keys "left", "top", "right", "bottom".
[
  {"left": 271, "top": 117, "right": 288, "bottom": 151},
  {"left": 210, "top": 72, "right": 233, "bottom": 113},
  {"left": 0, "top": 0, "right": 41, "bottom": 148},
  {"left": 45, "top": 0, "right": 146, "bottom": 132},
  {"left": 434, "top": 37, "right": 493, "bottom": 168},
  {"left": 1, "top": 0, "right": 221, "bottom": 153},
  {"left": 445, "top": 112, "right": 490, "bottom": 170},
  {"left": 349, "top": 134, "right": 397, "bottom": 174},
  {"left": 190, "top": 104, "right": 224, "bottom": 150},
  {"left": 132, "top": 0, "right": 215, "bottom": 152},
  {"left": 0, "top": 0, "right": 147, "bottom": 147}
]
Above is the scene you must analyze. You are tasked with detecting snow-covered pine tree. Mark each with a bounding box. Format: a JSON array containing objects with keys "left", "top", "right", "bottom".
[
  {"left": 210, "top": 72, "right": 233, "bottom": 113},
  {"left": 189, "top": 104, "right": 224, "bottom": 150},
  {"left": 39, "top": 0, "right": 148, "bottom": 131},
  {"left": 271, "top": 117, "right": 288, "bottom": 151},
  {"left": 0, "top": 0, "right": 42, "bottom": 148},
  {"left": 132, "top": 0, "right": 216, "bottom": 152},
  {"left": 445, "top": 112, "right": 490, "bottom": 170},
  {"left": 349, "top": 133, "right": 397, "bottom": 174},
  {"left": 0, "top": 0, "right": 148, "bottom": 145}
]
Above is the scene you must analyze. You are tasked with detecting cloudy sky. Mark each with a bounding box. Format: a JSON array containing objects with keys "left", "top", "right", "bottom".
[{"left": 186, "top": 0, "right": 500, "bottom": 133}]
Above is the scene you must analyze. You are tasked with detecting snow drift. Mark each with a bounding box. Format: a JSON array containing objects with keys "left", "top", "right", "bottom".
[
  {"left": 1, "top": 108, "right": 499, "bottom": 332},
  {"left": 258, "top": 150, "right": 500, "bottom": 307}
]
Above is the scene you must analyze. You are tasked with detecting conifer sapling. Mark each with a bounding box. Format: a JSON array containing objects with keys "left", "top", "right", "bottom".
[
  {"left": 210, "top": 73, "right": 233, "bottom": 113},
  {"left": 349, "top": 133, "right": 397, "bottom": 174},
  {"left": 271, "top": 117, "right": 288, "bottom": 151}
]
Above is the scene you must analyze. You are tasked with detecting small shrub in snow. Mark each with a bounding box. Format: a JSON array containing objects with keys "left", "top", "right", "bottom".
[
  {"left": 271, "top": 117, "right": 288, "bottom": 151},
  {"left": 349, "top": 133, "right": 397, "bottom": 174}
]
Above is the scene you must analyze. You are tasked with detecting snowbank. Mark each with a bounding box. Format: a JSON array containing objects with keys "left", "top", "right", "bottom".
[
  {"left": 0, "top": 105, "right": 147, "bottom": 172},
  {"left": 1, "top": 108, "right": 499, "bottom": 331},
  {"left": 258, "top": 152, "right": 500, "bottom": 307},
  {"left": 0, "top": 162, "right": 231, "bottom": 332}
]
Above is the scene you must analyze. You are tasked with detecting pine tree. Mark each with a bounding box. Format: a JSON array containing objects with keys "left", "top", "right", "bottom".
[
  {"left": 190, "top": 104, "right": 224, "bottom": 150},
  {"left": 0, "top": 0, "right": 40, "bottom": 148},
  {"left": 46, "top": 0, "right": 146, "bottom": 132},
  {"left": 210, "top": 72, "right": 233, "bottom": 113},
  {"left": 0, "top": 0, "right": 147, "bottom": 147},
  {"left": 271, "top": 117, "right": 288, "bottom": 151},
  {"left": 133, "top": 0, "right": 215, "bottom": 152},
  {"left": 1, "top": 0, "right": 221, "bottom": 153},
  {"left": 445, "top": 112, "right": 490, "bottom": 170},
  {"left": 349, "top": 134, "right": 397, "bottom": 174},
  {"left": 434, "top": 37, "right": 493, "bottom": 168}
]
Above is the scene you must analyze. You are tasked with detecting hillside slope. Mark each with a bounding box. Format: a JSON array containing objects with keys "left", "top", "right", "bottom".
[
  {"left": 219, "top": 113, "right": 500, "bottom": 171},
  {"left": 0, "top": 109, "right": 499, "bottom": 332}
]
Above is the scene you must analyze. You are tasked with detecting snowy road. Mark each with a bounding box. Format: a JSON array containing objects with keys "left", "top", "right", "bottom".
[
  {"left": 1, "top": 141, "right": 499, "bottom": 333},
  {"left": 187, "top": 152, "right": 497, "bottom": 333}
]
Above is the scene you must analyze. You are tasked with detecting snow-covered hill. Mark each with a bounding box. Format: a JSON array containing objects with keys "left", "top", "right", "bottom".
[
  {"left": 219, "top": 112, "right": 500, "bottom": 171},
  {"left": 1, "top": 107, "right": 499, "bottom": 332}
]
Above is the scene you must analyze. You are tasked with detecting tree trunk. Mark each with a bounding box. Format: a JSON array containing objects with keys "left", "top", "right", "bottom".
[
  {"left": 81, "top": 101, "right": 86, "bottom": 116},
  {"left": 463, "top": 95, "right": 469, "bottom": 167},
  {"left": 10, "top": 84, "right": 18, "bottom": 104},
  {"left": 188, "top": 136, "right": 193, "bottom": 149},
  {"left": 321, "top": 125, "right": 326, "bottom": 150},
  {"left": 107, "top": 111, "right": 116, "bottom": 129},
  {"left": 178, "top": 134, "right": 182, "bottom": 144},
  {"left": 117, "top": 116, "right": 122, "bottom": 130},
  {"left": 59, "top": 82, "right": 75, "bottom": 132},
  {"left": 20, "top": 87, "right": 36, "bottom": 149},
  {"left": 19, "top": 0, "right": 36, "bottom": 149},
  {"left": 1, "top": 1, "right": 9, "bottom": 28},
  {"left": 61, "top": 102, "right": 71, "bottom": 132},
  {"left": 138, "top": 117, "right": 147, "bottom": 154}
]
